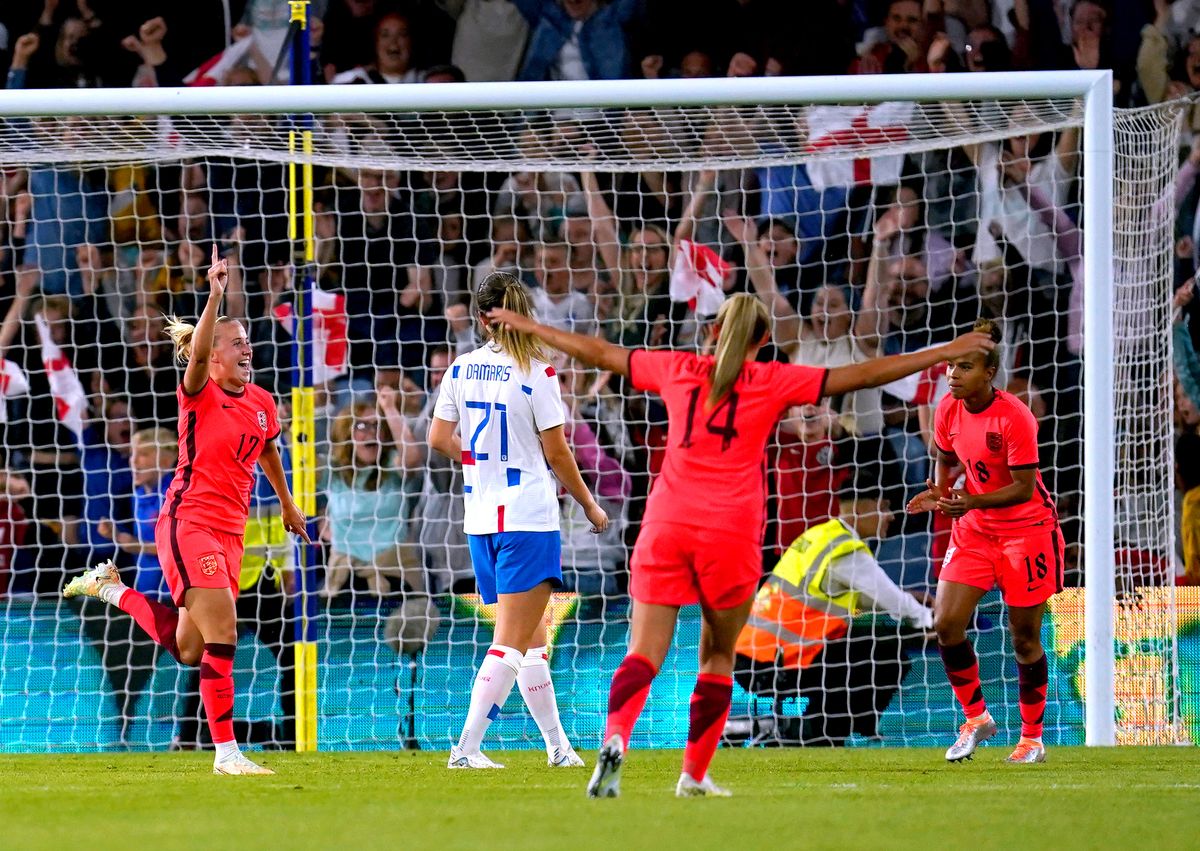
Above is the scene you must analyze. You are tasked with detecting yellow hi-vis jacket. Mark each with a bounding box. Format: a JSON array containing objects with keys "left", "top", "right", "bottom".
[{"left": 735, "top": 518, "right": 866, "bottom": 670}]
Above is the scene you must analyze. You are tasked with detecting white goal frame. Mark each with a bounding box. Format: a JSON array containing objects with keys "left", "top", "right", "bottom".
[{"left": 0, "top": 70, "right": 1119, "bottom": 746}]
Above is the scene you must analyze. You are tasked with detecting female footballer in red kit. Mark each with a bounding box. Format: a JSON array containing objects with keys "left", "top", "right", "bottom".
[
  {"left": 65, "top": 246, "right": 309, "bottom": 775},
  {"left": 908, "top": 318, "right": 1063, "bottom": 764},
  {"left": 489, "top": 293, "right": 994, "bottom": 797}
]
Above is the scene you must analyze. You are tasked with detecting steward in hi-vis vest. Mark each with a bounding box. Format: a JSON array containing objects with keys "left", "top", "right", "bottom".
[{"left": 729, "top": 475, "right": 933, "bottom": 746}]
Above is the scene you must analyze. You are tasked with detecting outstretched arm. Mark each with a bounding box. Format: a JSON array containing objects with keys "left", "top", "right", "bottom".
[
  {"left": 486, "top": 308, "right": 633, "bottom": 376},
  {"left": 824, "top": 332, "right": 994, "bottom": 398}
]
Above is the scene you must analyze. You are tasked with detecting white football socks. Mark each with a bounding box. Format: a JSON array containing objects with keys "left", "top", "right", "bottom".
[
  {"left": 98, "top": 582, "right": 128, "bottom": 607},
  {"left": 457, "top": 644, "right": 522, "bottom": 754},
  {"left": 517, "top": 645, "right": 567, "bottom": 755}
]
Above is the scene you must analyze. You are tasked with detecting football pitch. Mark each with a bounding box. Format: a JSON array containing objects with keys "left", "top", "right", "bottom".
[{"left": 1, "top": 748, "right": 1196, "bottom": 850}]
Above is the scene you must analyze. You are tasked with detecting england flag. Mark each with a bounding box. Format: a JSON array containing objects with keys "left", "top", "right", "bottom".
[
  {"left": 272, "top": 289, "right": 349, "bottom": 384},
  {"left": 804, "top": 102, "right": 914, "bottom": 191},
  {"left": 34, "top": 312, "right": 87, "bottom": 439},
  {"left": 669, "top": 239, "right": 730, "bottom": 317}
]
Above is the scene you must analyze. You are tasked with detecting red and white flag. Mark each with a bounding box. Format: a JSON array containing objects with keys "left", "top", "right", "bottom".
[
  {"left": 184, "top": 36, "right": 258, "bottom": 87},
  {"left": 881, "top": 361, "right": 948, "bottom": 406},
  {"left": 273, "top": 290, "right": 349, "bottom": 384},
  {"left": 0, "top": 359, "right": 30, "bottom": 425},
  {"left": 33, "top": 313, "right": 87, "bottom": 439},
  {"left": 670, "top": 239, "right": 730, "bottom": 317},
  {"left": 804, "top": 102, "right": 914, "bottom": 191}
]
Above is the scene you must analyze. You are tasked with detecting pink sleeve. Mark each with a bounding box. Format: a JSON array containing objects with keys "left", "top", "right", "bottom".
[
  {"left": 777, "top": 363, "right": 828, "bottom": 407},
  {"left": 266, "top": 397, "right": 282, "bottom": 442},
  {"left": 1005, "top": 401, "right": 1040, "bottom": 468},
  {"left": 629, "top": 349, "right": 684, "bottom": 394}
]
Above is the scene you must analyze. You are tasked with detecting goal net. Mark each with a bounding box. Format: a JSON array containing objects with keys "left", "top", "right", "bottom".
[{"left": 0, "top": 79, "right": 1191, "bottom": 752}]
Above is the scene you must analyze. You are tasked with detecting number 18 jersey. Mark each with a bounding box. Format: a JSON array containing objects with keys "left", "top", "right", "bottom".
[
  {"left": 433, "top": 344, "right": 566, "bottom": 535},
  {"left": 933, "top": 389, "right": 1057, "bottom": 537}
]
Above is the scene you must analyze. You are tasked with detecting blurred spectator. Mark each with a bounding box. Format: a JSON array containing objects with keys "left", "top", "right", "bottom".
[
  {"left": 772, "top": 401, "right": 846, "bottom": 555},
  {"left": 80, "top": 397, "right": 133, "bottom": 566},
  {"left": 410, "top": 345, "right": 470, "bottom": 591},
  {"left": 851, "top": 0, "right": 930, "bottom": 75},
  {"left": 514, "top": 0, "right": 643, "bottom": 82},
  {"left": 338, "top": 168, "right": 433, "bottom": 373},
  {"left": 332, "top": 13, "right": 422, "bottom": 84},
  {"left": 529, "top": 242, "right": 599, "bottom": 336},
  {"left": 437, "top": 0, "right": 530, "bottom": 82},
  {"left": 1178, "top": 432, "right": 1200, "bottom": 584},
  {"left": 25, "top": 0, "right": 110, "bottom": 89},
  {"left": 559, "top": 366, "right": 630, "bottom": 594},
  {"left": 322, "top": 388, "right": 426, "bottom": 600},
  {"left": 321, "top": 0, "right": 382, "bottom": 78},
  {"left": 98, "top": 426, "right": 174, "bottom": 599}
]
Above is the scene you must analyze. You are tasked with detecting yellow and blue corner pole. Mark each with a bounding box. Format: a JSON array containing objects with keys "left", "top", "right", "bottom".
[{"left": 288, "top": 0, "right": 319, "bottom": 753}]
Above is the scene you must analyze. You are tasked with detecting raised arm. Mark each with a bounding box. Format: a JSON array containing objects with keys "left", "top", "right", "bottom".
[
  {"left": 581, "top": 169, "right": 621, "bottom": 284},
  {"left": 486, "top": 308, "right": 633, "bottom": 376},
  {"left": 721, "top": 211, "right": 803, "bottom": 351},
  {"left": 182, "top": 245, "right": 227, "bottom": 394},
  {"left": 858, "top": 210, "right": 900, "bottom": 351},
  {"left": 377, "top": 385, "right": 424, "bottom": 471},
  {"left": 675, "top": 170, "right": 715, "bottom": 246},
  {"left": 823, "top": 332, "right": 994, "bottom": 399},
  {"left": 0, "top": 267, "right": 38, "bottom": 356}
]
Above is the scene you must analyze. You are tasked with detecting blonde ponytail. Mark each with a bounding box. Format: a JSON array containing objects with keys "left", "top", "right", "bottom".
[
  {"left": 163, "top": 313, "right": 233, "bottom": 364},
  {"left": 708, "top": 294, "right": 769, "bottom": 407},
  {"left": 475, "top": 272, "right": 547, "bottom": 374},
  {"left": 163, "top": 315, "right": 197, "bottom": 364}
]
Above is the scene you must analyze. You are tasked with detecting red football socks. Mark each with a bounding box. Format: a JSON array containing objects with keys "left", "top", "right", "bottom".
[
  {"left": 1017, "top": 653, "right": 1048, "bottom": 740},
  {"left": 604, "top": 654, "right": 657, "bottom": 745},
  {"left": 199, "top": 643, "right": 237, "bottom": 745},
  {"left": 682, "top": 673, "right": 733, "bottom": 781},
  {"left": 939, "top": 640, "right": 988, "bottom": 719},
  {"left": 117, "top": 588, "right": 181, "bottom": 662}
]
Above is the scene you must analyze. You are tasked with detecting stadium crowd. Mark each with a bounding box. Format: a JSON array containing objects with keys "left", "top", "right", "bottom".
[{"left": 0, "top": 0, "right": 1197, "bottom": 625}]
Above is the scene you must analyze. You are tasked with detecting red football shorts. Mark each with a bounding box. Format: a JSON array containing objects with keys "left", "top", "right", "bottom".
[
  {"left": 940, "top": 523, "right": 1065, "bottom": 608},
  {"left": 155, "top": 514, "right": 244, "bottom": 606},
  {"left": 631, "top": 521, "right": 762, "bottom": 610}
]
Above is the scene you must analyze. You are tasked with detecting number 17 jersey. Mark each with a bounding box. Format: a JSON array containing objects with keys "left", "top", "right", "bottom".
[{"left": 433, "top": 344, "right": 566, "bottom": 535}]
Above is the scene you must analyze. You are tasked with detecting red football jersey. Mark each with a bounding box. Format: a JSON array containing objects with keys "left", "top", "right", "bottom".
[
  {"left": 933, "top": 389, "right": 1057, "bottom": 536},
  {"left": 163, "top": 379, "right": 281, "bottom": 534},
  {"left": 629, "top": 350, "right": 826, "bottom": 541},
  {"left": 773, "top": 431, "right": 844, "bottom": 554}
]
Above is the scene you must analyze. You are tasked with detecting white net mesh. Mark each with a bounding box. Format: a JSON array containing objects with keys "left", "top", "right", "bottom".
[{"left": 0, "top": 90, "right": 1189, "bottom": 752}]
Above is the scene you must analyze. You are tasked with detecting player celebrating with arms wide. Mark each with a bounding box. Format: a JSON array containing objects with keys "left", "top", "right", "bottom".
[
  {"left": 907, "top": 318, "right": 1063, "bottom": 764},
  {"left": 430, "top": 273, "right": 605, "bottom": 769},
  {"left": 489, "top": 293, "right": 994, "bottom": 797},
  {"left": 65, "top": 246, "right": 309, "bottom": 775}
]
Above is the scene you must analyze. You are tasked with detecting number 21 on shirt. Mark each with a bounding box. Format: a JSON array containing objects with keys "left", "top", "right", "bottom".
[{"left": 465, "top": 400, "right": 508, "bottom": 462}]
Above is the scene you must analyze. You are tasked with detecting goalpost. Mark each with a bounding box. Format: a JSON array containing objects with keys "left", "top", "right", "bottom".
[{"left": 0, "top": 71, "right": 1187, "bottom": 752}]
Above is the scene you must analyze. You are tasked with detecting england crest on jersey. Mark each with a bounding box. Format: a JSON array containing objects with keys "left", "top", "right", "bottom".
[{"left": 258, "top": 410, "right": 268, "bottom": 430}]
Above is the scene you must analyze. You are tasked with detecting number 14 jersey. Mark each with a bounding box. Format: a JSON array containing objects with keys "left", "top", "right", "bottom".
[
  {"left": 434, "top": 344, "right": 566, "bottom": 535},
  {"left": 933, "top": 389, "right": 1057, "bottom": 537},
  {"left": 630, "top": 349, "right": 826, "bottom": 542}
]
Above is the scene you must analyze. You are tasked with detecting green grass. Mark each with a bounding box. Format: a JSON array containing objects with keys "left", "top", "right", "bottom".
[{"left": 1, "top": 748, "right": 1197, "bottom": 850}]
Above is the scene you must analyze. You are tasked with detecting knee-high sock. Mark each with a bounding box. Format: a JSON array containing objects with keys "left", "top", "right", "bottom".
[
  {"left": 116, "top": 588, "right": 180, "bottom": 662},
  {"left": 603, "top": 654, "right": 657, "bottom": 746},
  {"left": 457, "top": 645, "right": 522, "bottom": 754},
  {"left": 199, "top": 643, "right": 237, "bottom": 746},
  {"left": 1017, "top": 653, "right": 1048, "bottom": 740},
  {"left": 517, "top": 646, "right": 568, "bottom": 753},
  {"left": 682, "top": 673, "right": 732, "bottom": 781},
  {"left": 939, "top": 640, "right": 987, "bottom": 720}
]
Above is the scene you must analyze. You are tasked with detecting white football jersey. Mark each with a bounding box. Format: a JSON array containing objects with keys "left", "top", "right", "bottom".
[{"left": 433, "top": 343, "right": 566, "bottom": 535}]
